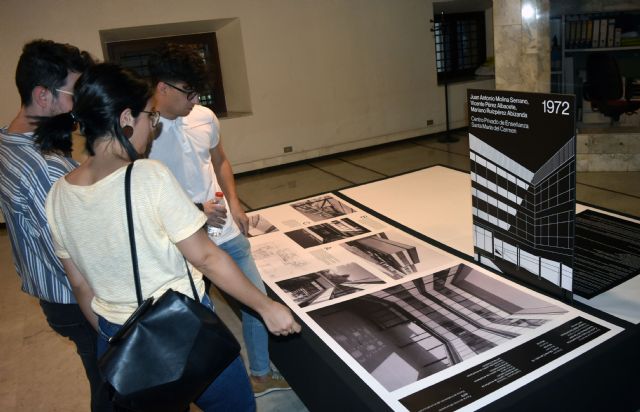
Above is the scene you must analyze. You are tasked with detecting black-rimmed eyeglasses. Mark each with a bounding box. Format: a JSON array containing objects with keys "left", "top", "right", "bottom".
[
  {"left": 164, "top": 82, "right": 199, "bottom": 101},
  {"left": 141, "top": 110, "right": 161, "bottom": 128}
]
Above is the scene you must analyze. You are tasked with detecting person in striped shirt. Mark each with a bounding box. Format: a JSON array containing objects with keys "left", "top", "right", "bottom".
[{"left": 0, "top": 40, "right": 110, "bottom": 411}]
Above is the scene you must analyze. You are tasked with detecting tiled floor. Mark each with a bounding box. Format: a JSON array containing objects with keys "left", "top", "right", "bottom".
[
  {"left": 236, "top": 130, "right": 639, "bottom": 217},
  {"left": 1, "top": 129, "right": 638, "bottom": 411}
]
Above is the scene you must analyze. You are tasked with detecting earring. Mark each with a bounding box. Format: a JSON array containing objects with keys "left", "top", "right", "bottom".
[{"left": 122, "top": 125, "right": 134, "bottom": 139}]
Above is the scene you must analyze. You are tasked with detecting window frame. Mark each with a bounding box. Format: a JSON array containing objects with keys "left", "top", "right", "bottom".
[
  {"left": 106, "top": 33, "right": 228, "bottom": 116},
  {"left": 434, "top": 11, "right": 487, "bottom": 84}
]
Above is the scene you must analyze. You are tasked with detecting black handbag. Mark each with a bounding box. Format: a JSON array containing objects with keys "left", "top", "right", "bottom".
[{"left": 97, "top": 162, "right": 241, "bottom": 412}]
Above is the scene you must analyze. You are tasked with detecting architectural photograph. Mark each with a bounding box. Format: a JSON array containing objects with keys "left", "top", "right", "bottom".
[
  {"left": 276, "top": 262, "right": 385, "bottom": 308},
  {"left": 246, "top": 214, "right": 279, "bottom": 238},
  {"left": 340, "top": 231, "right": 454, "bottom": 279},
  {"left": 309, "top": 263, "right": 568, "bottom": 391},
  {"left": 284, "top": 218, "right": 370, "bottom": 248},
  {"left": 290, "top": 195, "right": 356, "bottom": 222}
]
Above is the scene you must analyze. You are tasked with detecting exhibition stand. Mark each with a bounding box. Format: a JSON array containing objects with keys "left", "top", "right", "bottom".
[
  {"left": 251, "top": 169, "right": 638, "bottom": 411},
  {"left": 246, "top": 89, "right": 639, "bottom": 411}
]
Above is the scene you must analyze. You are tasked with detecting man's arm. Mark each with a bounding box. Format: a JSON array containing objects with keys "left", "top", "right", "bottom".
[
  {"left": 210, "top": 141, "right": 249, "bottom": 235},
  {"left": 60, "top": 258, "right": 98, "bottom": 330}
]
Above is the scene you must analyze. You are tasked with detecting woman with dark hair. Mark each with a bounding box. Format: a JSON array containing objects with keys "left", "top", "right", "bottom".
[{"left": 39, "top": 63, "right": 300, "bottom": 411}]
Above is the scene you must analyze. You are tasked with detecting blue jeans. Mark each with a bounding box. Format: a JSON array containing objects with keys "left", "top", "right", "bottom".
[
  {"left": 39, "top": 300, "right": 112, "bottom": 412},
  {"left": 96, "top": 294, "right": 255, "bottom": 412},
  {"left": 218, "top": 234, "right": 271, "bottom": 377}
]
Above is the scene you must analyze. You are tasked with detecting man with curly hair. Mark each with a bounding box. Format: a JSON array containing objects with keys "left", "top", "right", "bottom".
[{"left": 147, "top": 44, "right": 291, "bottom": 397}]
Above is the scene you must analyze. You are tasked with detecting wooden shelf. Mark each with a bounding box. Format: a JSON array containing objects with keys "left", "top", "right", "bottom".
[
  {"left": 565, "top": 45, "right": 640, "bottom": 53},
  {"left": 550, "top": 11, "right": 640, "bottom": 111}
]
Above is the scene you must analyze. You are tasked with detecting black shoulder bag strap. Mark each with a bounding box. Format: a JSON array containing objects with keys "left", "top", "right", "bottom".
[{"left": 124, "top": 162, "right": 200, "bottom": 307}]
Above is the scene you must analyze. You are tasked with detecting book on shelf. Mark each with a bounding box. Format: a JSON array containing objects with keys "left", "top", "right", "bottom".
[
  {"left": 572, "top": 16, "right": 580, "bottom": 48},
  {"left": 607, "top": 18, "right": 616, "bottom": 47},
  {"left": 585, "top": 19, "right": 593, "bottom": 48},
  {"left": 561, "top": 11, "right": 640, "bottom": 50},
  {"left": 599, "top": 18, "right": 608, "bottom": 47},
  {"left": 620, "top": 35, "right": 640, "bottom": 47},
  {"left": 574, "top": 17, "right": 581, "bottom": 48},
  {"left": 564, "top": 16, "right": 576, "bottom": 49},
  {"left": 614, "top": 28, "right": 622, "bottom": 47},
  {"left": 629, "top": 79, "right": 640, "bottom": 100},
  {"left": 579, "top": 16, "right": 587, "bottom": 48},
  {"left": 591, "top": 15, "right": 600, "bottom": 48}
]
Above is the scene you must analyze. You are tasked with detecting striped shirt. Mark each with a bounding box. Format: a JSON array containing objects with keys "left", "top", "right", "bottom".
[{"left": 0, "top": 128, "right": 78, "bottom": 303}]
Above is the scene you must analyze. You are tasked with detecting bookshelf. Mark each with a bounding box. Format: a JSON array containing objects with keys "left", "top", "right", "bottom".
[
  {"left": 550, "top": 10, "right": 640, "bottom": 119},
  {"left": 564, "top": 46, "right": 640, "bottom": 53}
]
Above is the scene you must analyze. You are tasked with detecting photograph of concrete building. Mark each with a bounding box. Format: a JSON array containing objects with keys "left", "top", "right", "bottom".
[
  {"left": 285, "top": 217, "right": 370, "bottom": 248},
  {"left": 247, "top": 214, "right": 279, "bottom": 238},
  {"left": 290, "top": 195, "right": 356, "bottom": 222},
  {"left": 276, "top": 263, "right": 385, "bottom": 308},
  {"left": 309, "top": 263, "right": 567, "bottom": 391},
  {"left": 340, "top": 231, "right": 453, "bottom": 280}
]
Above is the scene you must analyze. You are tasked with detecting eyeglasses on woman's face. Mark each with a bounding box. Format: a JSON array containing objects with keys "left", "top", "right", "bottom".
[
  {"left": 141, "top": 110, "right": 161, "bottom": 128},
  {"left": 163, "top": 82, "right": 199, "bottom": 101}
]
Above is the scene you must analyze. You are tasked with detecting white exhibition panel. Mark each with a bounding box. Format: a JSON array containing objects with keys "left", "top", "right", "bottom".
[
  {"left": 340, "top": 166, "right": 475, "bottom": 255},
  {"left": 339, "top": 166, "right": 640, "bottom": 325},
  {"left": 246, "top": 191, "right": 622, "bottom": 411}
]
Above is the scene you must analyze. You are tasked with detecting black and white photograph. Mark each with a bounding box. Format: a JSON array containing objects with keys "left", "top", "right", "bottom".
[
  {"left": 290, "top": 195, "right": 356, "bottom": 222},
  {"left": 308, "top": 263, "right": 568, "bottom": 392},
  {"left": 284, "top": 217, "right": 370, "bottom": 248},
  {"left": 468, "top": 89, "right": 576, "bottom": 292},
  {"left": 246, "top": 214, "right": 279, "bottom": 238},
  {"left": 340, "top": 231, "right": 453, "bottom": 279},
  {"left": 276, "top": 263, "right": 385, "bottom": 308}
]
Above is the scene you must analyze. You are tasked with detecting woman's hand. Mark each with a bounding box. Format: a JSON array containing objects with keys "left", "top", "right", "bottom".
[
  {"left": 178, "top": 230, "right": 301, "bottom": 336},
  {"left": 260, "top": 301, "right": 302, "bottom": 337}
]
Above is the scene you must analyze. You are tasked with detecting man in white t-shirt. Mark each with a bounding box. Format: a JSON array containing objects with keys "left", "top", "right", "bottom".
[{"left": 147, "top": 44, "right": 290, "bottom": 397}]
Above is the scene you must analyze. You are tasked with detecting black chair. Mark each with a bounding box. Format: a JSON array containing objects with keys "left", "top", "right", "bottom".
[{"left": 583, "top": 52, "right": 640, "bottom": 122}]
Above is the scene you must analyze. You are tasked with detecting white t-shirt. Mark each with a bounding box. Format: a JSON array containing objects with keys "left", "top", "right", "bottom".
[
  {"left": 148, "top": 105, "right": 240, "bottom": 245},
  {"left": 46, "top": 160, "right": 208, "bottom": 324}
]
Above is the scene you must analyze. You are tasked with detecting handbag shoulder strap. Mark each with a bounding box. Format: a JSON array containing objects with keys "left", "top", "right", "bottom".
[
  {"left": 124, "top": 163, "right": 143, "bottom": 306},
  {"left": 124, "top": 162, "right": 200, "bottom": 306}
]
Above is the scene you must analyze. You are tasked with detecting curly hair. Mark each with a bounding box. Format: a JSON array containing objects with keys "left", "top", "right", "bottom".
[{"left": 147, "top": 43, "right": 209, "bottom": 92}]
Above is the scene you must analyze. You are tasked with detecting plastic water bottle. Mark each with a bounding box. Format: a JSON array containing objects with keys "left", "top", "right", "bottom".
[{"left": 206, "top": 192, "right": 225, "bottom": 239}]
